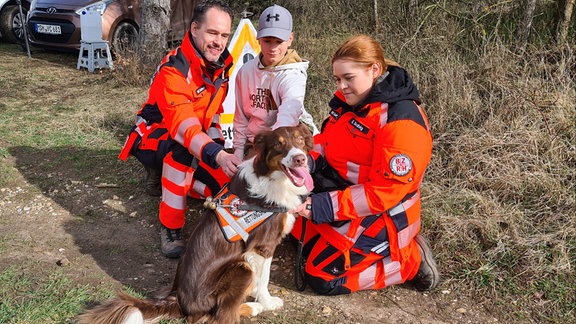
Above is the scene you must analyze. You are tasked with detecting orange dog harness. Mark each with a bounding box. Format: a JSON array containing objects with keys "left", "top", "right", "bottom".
[{"left": 204, "top": 185, "right": 286, "bottom": 243}]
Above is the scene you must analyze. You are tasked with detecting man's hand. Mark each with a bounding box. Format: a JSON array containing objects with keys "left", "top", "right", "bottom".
[
  {"left": 289, "top": 196, "right": 312, "bottom": 219},
  {"left": 216, "top": 150, "right": 242, "bottom": 178}
]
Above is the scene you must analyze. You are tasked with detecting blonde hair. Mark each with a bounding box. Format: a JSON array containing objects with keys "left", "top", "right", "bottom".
[{"left": 331, "top": 34, "right": 398, "bottom": 77}]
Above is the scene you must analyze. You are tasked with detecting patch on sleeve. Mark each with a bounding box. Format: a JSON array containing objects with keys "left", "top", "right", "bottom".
[{"left": 389, "top": 154, "right": 412, "bottom": 176}]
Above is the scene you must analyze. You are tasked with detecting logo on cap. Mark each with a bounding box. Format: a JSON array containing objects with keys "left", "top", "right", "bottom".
[
  {"left": 266, "top": 14, "right": 280, "bottom": 22},
  {"left": 257, "top": 5, "right": 292, "bottom": 41}
]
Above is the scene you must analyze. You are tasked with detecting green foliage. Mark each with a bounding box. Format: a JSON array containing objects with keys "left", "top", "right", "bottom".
[
  {"left": 0, "top": 268, "right": 100, "bottom": 323},
  {"left": 0, "top": 0, "right": 574, "bottom": 323}
]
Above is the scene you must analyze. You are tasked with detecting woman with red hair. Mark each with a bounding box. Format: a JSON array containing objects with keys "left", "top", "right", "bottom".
[{"left": 291, "top": 34, "right": 439, "bottom": 295}]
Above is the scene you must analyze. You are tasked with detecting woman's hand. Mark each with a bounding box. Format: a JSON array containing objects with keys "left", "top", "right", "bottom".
[{"left": 289, "top": 196, "right": 312, "bottom": 219}]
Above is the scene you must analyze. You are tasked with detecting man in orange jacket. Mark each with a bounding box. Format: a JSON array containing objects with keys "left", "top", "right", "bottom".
[{"left": 119, "top": 0, "right": 242, "bottom": 258}]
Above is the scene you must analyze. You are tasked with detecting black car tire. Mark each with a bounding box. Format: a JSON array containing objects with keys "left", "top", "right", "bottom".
[
  {"left": 111, "top": 21, "right": 139, "bottom": 55},
  {"left": 0, "top": 5, "right": 27, "bottom": 44}
]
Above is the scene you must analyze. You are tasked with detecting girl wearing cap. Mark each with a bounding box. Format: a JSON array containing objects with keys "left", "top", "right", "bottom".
[{"left": 233, "top": 4, "right": 318, "bottom": 160}]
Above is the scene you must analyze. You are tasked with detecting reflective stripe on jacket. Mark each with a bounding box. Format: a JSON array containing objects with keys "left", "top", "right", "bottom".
[{"left": 135, "top": 32, "right": 233, "bottom": 168}]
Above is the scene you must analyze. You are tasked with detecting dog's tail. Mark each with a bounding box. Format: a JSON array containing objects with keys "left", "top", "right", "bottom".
[{"left": 76, "top": 292, "right": 182, "bottom": 324}]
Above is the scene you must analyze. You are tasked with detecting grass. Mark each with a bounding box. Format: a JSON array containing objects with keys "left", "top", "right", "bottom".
[
  {"left": 287, "top": 0, "right": 574, "bottom": 322},
  {"left": 1, "top": 0, "right": 575, "bottom": 322},
  {"left": 0, "top": 267, "right": 107, "bottom": 323}
]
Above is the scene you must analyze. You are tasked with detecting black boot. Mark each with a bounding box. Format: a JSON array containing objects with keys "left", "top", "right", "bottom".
[
  {"left": 159, "top": 225, "right": 184, "bottom": 258},
  {"left": 144, "top": 166, "right": 162, "bottom": 197}
]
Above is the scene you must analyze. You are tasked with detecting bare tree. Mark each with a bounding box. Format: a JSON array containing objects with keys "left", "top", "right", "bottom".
[
  {"left": 556, "top": 0, "right": 575, "bottom": 45},
  {"left": 515, "top": 0, "right": 537, "bottom": 52},
  {"left": 140, "top": 0, "right": 171, "bottom": 67}
]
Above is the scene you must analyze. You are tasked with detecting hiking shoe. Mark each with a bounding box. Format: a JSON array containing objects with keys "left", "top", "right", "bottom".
[
  {"left": 160, "top": 225, "right": 184, "bottom": 258},
  {"left": 410, "top": 234, "right": 440, "bottom": 291},
  {"left": 144, "top": 166, "right": 162, "bottom": 197}
]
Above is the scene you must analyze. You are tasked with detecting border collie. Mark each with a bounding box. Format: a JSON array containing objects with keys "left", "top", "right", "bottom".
[{"left": 78, "top": 123, "right": 314, "bottom": 323}]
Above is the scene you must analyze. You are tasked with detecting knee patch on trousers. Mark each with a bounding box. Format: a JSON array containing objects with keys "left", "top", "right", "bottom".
[{"left": 306, "top": 275, "right": 351, "bottom": 296}]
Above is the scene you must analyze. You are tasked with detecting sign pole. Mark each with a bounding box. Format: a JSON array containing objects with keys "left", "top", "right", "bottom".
[{"left": 16, "top": 0, "right": 31, "bottom": 58}]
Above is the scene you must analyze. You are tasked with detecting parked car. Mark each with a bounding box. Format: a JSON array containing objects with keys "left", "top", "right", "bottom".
[
  {"left": 0, "top": 0, "right": 30, "bottom": 43},
  {"left": 26, "top": 0, "right": 195, "bottom": 53}
]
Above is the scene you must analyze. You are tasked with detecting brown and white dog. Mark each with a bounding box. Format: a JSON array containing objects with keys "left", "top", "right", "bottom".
[{"left": 78, "top": 124, "right": 314, "bottom": 324}]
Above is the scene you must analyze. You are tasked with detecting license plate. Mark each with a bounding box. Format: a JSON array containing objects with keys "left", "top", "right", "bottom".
[{"left": 36, "top": 24, "right": 61, "bottom": 35}]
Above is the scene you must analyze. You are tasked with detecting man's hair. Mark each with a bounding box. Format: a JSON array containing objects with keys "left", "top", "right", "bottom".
[{"left": 192, "top": 0, "right": 233, "bottom": 24}]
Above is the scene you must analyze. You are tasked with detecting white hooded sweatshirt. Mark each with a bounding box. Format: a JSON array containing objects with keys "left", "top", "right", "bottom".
[{"left": 233, "top": 49, "right": 318, "bottom": 159}]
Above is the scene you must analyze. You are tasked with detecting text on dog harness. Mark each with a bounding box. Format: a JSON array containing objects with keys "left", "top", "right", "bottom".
[{"left": 204, "top": 185, "right": 286, "bottom": 243}]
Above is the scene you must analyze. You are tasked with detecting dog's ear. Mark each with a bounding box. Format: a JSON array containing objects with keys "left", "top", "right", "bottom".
[
  {"left": 298, "top": 123, "right": 314, "bottom": 152},
  {"left": 253, "top": 130, "right": 270, "bottom": 155},
  {"left": 253, "top": 130, "right": 274, "bottom": 176}
]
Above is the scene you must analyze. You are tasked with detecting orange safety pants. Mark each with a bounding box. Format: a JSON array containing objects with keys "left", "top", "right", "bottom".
[
  {"left": 159, "top": 143, "right": 229, "bottom": 229},
  {"left": 291, "top": 215, "right": 421, "bottom": 295}
]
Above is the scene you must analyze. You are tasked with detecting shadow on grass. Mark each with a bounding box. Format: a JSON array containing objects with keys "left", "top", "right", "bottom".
[{"left": 7, "top": 145, "right": 206, "bottom": 294}]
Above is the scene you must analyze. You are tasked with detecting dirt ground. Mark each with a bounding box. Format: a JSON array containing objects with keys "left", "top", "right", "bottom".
[
  {"left": 1, "top": 46, "right": 502, "bottom": 324},
  {"left": 1, "top": 158, "right": 501, "bottom": 324}
]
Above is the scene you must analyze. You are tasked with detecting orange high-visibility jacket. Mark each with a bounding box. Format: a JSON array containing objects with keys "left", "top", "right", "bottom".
[
  {"left": 306, "top": 65, "right": 433, "bottom": 287},
  {"left": 135, "top": 32, "right": 233, "bottom": 168}
]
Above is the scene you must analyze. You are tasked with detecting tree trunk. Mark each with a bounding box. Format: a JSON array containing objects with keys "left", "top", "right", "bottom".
[
  {"left": 169, "top": 0, "right": 197, "bottom": 43},
  {"left": 140, "top": 0, "right": 171, "bottom": 67},
  {"left": 515, "top": 0, "right": 537, "bottom": 52},
  {"left": 556, "top": 0, "right": 575, "bottom": 45}
]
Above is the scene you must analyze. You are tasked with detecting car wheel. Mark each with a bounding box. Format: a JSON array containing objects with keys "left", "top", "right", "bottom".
[
  {"left": 111, "top": 21, "right": 139, "bottom": 55},
  {"left": 0, "top": 5, "right": 27, "bottom": 44}
]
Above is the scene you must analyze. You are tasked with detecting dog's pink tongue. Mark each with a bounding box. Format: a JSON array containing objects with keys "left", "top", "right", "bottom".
[{"left": 291, "top": 166, "right": 314, "bottom": 192}]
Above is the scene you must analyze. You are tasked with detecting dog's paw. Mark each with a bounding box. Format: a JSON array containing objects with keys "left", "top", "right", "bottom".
[
  {"left": 240, "top": 302, "right": 265, "bottom": 317},
  {"left": 259, "top": 296, "right": 284, "bottom": 310}
]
